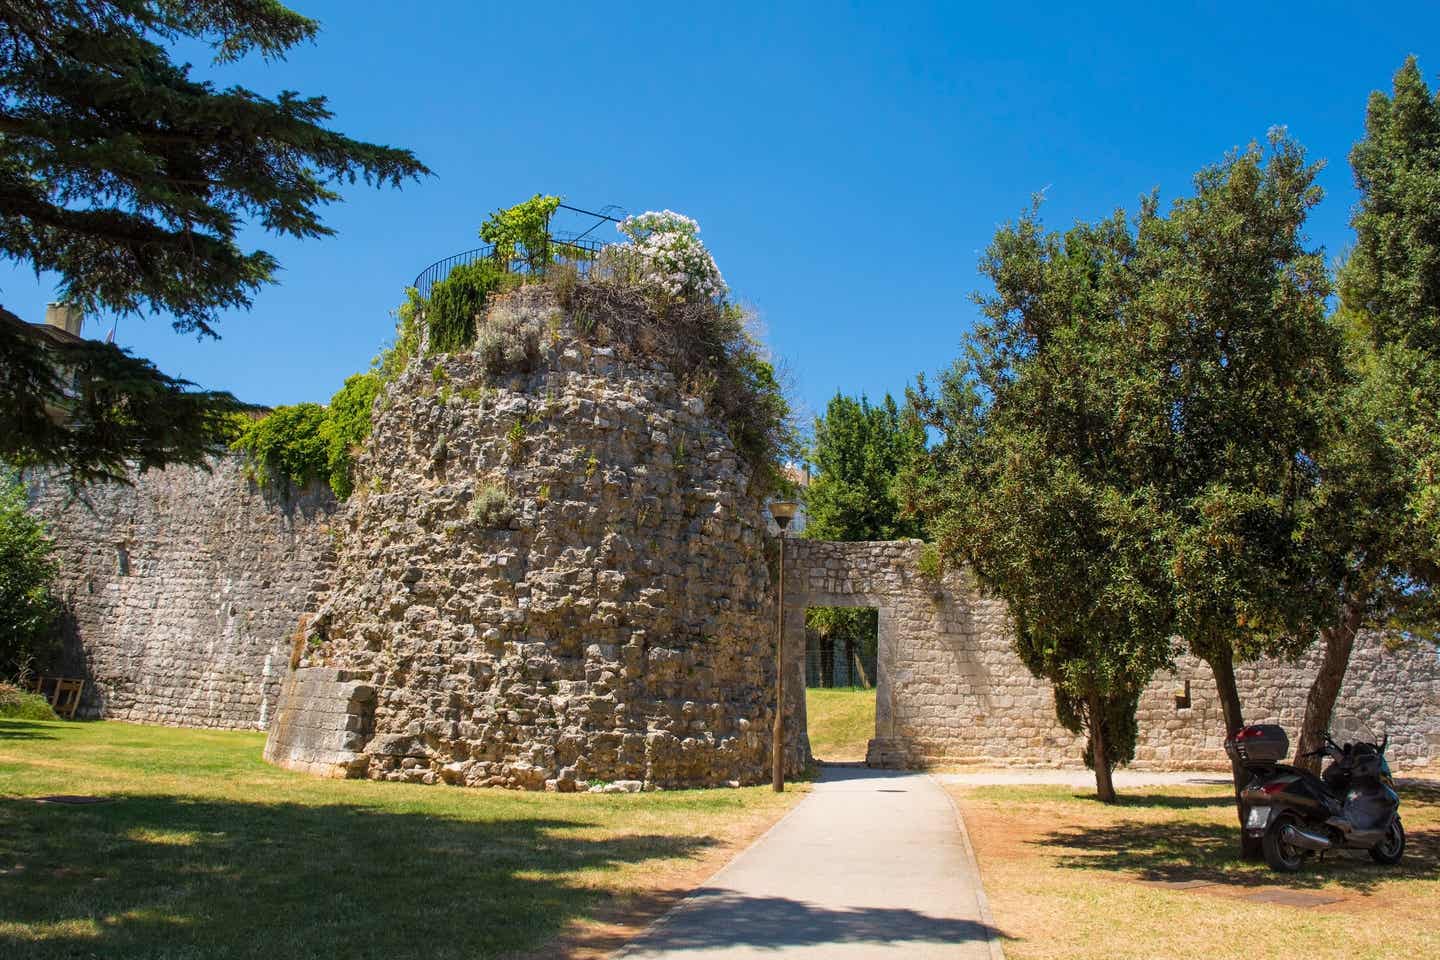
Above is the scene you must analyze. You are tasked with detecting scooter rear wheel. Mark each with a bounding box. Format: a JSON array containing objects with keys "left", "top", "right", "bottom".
[
  {"left": 1369, "top": 818, "right": 1404, "bottom": 865},
  {"left": 1263, "top": 813, "right": 1306, "bottom": 873}
]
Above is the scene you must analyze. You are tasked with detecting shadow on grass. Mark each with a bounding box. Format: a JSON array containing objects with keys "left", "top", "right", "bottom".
[
  {"left": 0, "top": 720, "right": 57, "bottom": 741},
  {"left": 1397, "top": 778, "right": 1440, "bottom": 804},
  {"left": 1040, "top": 798, "right": 1439, "bottom": 894},
  {"left": 970, "top": 784, "right": 1235, "bottom": 811},
  {"left": 0, "top": 792, "right": 716, "bottom": 960}
]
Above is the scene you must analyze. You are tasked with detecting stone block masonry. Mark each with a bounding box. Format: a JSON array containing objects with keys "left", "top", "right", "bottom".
[
  {"left": 266, "top": 288, "right": 790, "bottom": 790},
  {"left": 263, "top": 667, "right": 375, "bottom": 776},
  {"left": 785, "top": 539, "right": 1440, "bottom": 771},
  {"left": 26, "top": 458, "right": 336, "bottom": 729}
]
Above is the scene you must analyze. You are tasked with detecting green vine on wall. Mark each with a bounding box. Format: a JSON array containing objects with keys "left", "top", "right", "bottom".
[
  {"left": 427, "top": 259, "right": 516, "bottom": 353},
  {"left": 230, "top": 403, "right": 329, "bottom": 492},
  {"left": 230, "top": 372, "right": 381, "bottom": 499}
]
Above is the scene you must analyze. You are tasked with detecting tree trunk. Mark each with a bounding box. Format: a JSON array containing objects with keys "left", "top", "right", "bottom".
[
  {"left": 1204, "top": 643, "right": 1262, "bottom": 859},
  {"left": 1294, "top": 599, "right": 1364, "bottom": 774},
  {"left": 853, "top": 649, "right": 871, "bottom": 689},
  {"left": 821, "top": 637, "right": 835, "bottom": 688},
  {"left": 844, "top": 638, "right": 856, "bottom": 687},
  {"left": 1088, "top": 692, "right": 1117, "bottom": 803}
]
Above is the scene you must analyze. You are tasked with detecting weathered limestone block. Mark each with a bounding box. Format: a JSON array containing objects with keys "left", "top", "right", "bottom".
[{"left": 262, "top": 667, "right": 375, "bottom": 776}]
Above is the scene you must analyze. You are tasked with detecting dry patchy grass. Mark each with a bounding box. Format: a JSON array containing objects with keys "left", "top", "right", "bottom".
[
  {"left": 952, "top": 778, "right": 1440, "bottom": 960},
  {"left": 0, "top": 719, "right": 802, "bottom": 960}
]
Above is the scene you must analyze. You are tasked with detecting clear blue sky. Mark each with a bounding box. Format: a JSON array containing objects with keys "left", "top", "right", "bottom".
[{"left": 2, "top": 2, "right": 1437, "bottom": 428}]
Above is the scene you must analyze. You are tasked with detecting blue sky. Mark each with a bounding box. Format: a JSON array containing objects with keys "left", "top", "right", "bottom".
[{"left": 3, "top": 2, "right": 1437, "bottom": 430}]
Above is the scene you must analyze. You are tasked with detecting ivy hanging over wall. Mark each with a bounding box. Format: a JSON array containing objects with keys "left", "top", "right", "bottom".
[
  {"left": 230, "top": 372, "right": 380, "bottom": 499},
  {"left": 322, "top": 373, "right": 382, "bottom": 499},
  {"left": 230, "top": 403, "right": 329, "bottom": 492}
]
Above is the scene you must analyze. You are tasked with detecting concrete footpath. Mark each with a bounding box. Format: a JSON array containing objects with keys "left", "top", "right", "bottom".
[
  {"left": 937, "top": 768, "right": 1232, "bottom": 789},
  {"left": 615, "top": 766, "right": 1003, "bottom": 959}
]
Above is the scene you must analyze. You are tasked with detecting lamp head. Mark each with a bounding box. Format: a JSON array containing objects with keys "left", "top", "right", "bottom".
[{"left": 770, "top": 500, "right": 799, "bottom": 530}]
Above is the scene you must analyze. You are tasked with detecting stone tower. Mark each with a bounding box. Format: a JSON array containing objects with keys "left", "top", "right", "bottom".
[{"left": 264, "top": 287, "right": 796, "bottom": 789}]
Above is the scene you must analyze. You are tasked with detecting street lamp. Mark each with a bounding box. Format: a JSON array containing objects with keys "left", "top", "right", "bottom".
[{"left": 769, "top": 500, "right": 799, "bottom": 792}]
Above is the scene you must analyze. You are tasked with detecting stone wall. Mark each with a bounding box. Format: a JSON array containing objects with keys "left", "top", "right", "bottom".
[
  {"left": 265, "top": 288, "right": 790, "bottom": 790},
  {"left": 26, "top": 459, "right": 336, "bottom": 729},
  {"left": 785, "top": 539, "right": 1440, "bottom": 771},
  {"left": 27, "top": 308, "right": 1433, "bottom": 782},
  {"left": 263, "top": 667, "right": 375, "bottom": 776}
]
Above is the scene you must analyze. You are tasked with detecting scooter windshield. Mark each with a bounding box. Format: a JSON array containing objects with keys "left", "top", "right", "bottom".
[{"left": 1330, "top": 712, "right": 1380, "bottom": 749}]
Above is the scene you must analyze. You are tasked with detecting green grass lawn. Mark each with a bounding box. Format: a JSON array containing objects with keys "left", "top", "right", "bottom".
[
  {"left": 0, "top": 719, "right": 798, "bottom": 959},
  {"left": 805, "top": 687, "right": 876, "bottom": 762}
]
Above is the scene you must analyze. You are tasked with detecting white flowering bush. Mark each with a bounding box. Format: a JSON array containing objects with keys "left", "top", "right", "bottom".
[{"left": 602, "top": 210, "right": 726, "bottom": 302}]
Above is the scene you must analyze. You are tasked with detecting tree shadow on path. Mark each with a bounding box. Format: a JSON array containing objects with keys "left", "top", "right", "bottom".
[{"left": 622, "top": 888, "right": 1001, "bottom": 953}]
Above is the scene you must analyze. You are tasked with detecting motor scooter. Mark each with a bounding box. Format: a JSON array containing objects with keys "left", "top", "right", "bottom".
[{"left": 1227, "top": 717, "right": 1404, "bottom": 873}]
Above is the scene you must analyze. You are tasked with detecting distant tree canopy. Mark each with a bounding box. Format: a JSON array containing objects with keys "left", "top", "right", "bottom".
[
  {"left": 0, "top": 470, "right": 59, "bottom": 679},
  {"left": 804, "top": 392, "right": 925, "bottom": 542},
  {"left": 1139, "top": 133, "right": 1341, "bottom": 753},
  {"left": 0, "top": 0, "right": 428, "bottom": 484},
  {"left": 1287, "top": 56, "right": 1440, "bottom": 769},
  {"left": 1337, "top": 55, "right": 1440, "bottom": 570},
  {"left": 801, "top": 392, "right": 925, "bottom": 686},
  {"left": 908, "top": 207, "right": 1177, "bottom": 803},
  {"left": 906, "top": 129, "right": 1350, "bottom": 807},
  {"left": 1, "top": 309, "right": 244, "bottom": 486}
]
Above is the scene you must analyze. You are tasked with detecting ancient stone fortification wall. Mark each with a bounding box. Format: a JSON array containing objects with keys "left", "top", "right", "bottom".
[
  {"left": 787, "top": 539, "right": 1440, "bottom": 771},
  {"left": 265, "top": 288, "right": 787, "bottom": 790},
  {"left": 32, "top": 312, "right": 1429, "bottom": 781},
  {"left": 26, "top": 459, "right": 336, "bottom": 729}
]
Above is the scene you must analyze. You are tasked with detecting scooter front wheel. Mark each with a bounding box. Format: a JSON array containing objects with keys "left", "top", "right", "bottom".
[
  {"left": 1262, "top": 812, "right": 1307, "bottom": 873},
  {"left": 1369, "top": 817, "right": 1404, "bottom": 865}
]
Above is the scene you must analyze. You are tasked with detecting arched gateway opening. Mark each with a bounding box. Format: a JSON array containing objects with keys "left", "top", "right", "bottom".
[
  {"left": 781, "top": 538, "right": 1003, "bottom": 769},
  {"left": 803, "top": 605, "right": 879, "bottom": 762}
]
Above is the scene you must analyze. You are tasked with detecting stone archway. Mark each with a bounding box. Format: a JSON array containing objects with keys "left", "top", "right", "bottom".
[{"left": 781, "top": 538, "right": 1005, "bottom": 768}]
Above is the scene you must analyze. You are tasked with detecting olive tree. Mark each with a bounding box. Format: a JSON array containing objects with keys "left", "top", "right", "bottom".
[
  {"left": 1293, "top": 57, "right": 1440, "bottom": 767},
  {"left": 908, "top": 209, "right": 1176, "bottom": 802}
]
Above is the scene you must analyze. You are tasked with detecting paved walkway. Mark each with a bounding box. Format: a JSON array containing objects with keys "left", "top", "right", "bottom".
[
  {"left": 615, "top": 766, "right": 1002, "bottom": 959},
  {"left": 936, "top": 768, "right": 1232, "bottom": 789}
]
